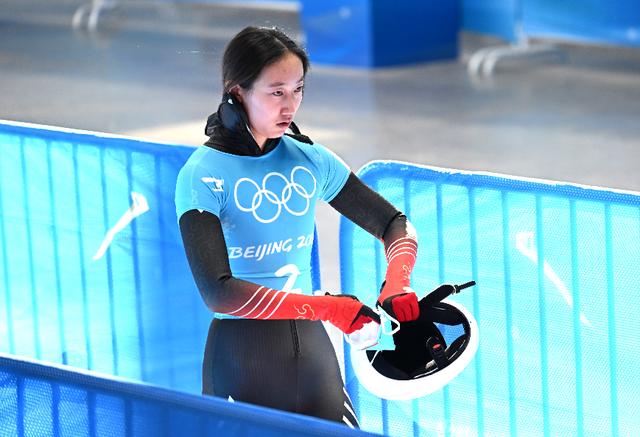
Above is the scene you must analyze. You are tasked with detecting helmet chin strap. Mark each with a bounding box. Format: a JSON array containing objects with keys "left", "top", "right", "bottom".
[
  {"left": 376, "top": 306, "right": 401, "bottom": 336},
  {"left": 344, "top": 305, "right": 401, "bottom": 351}
]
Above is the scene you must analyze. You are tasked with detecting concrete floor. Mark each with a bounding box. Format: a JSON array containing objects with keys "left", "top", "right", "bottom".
[{"left": 2, "top": 0, "right": 640, "bottom": 294}]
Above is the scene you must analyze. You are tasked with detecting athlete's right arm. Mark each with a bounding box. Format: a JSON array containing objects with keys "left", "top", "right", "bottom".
[{"left": 178, "top": 209, "right": 379, "bottom": 334}]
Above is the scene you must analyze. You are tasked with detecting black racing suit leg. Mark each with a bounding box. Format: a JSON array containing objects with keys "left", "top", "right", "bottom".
[{"left": 202, "top": 318, "right": 359, "bottom": 428}]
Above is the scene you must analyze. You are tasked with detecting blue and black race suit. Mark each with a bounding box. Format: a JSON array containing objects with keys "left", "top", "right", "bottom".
[{"left": 176, "top": 115, "right": 408, "bottom": 427}]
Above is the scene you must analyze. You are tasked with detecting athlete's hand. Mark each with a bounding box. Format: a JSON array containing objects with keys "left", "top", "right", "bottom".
[
  {"left": 377, "top": 282, "right": 419, "bottom": 322},
  {"left": 316, "top": 293, "right": 380, "bottom": 334}
]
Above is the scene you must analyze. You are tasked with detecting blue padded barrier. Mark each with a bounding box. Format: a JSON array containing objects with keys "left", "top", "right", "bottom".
[
  {"left": 462, "top": 0, "right": 640, "bottom": 47},
  {"left": 0, "top": 353, "right": 377, "bottom": 437},
  {"left": 522, "top": 0, "right": 640, "bottom": 48},
  {"left": 300, "top": 0, "right": 458, "bottom": 67},
  {"left": 0, "top": 120, "right": 322, "bottom": 396},
  {"left": 340, "top": 160, "right": 640, "bottom": 437},
  {"left": 0, "top": 121, "right": 208, "bottom": 394},
  {"left": 463, "top": 0, "right": 520, "bottom": 43}
]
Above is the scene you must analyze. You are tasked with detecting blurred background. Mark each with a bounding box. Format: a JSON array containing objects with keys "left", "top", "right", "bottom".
[
  {"left": 1, "top": 2, "right": 640, "bottom": 436},
  {"left": 2, "top": 0, "right": 639, "bottom": 294}
]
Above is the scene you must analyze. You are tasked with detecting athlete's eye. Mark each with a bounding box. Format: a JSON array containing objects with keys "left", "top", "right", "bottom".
[
  {"left": 295, "top": 85, "right": 304, "bottom": 93},
  {"left": 272, "top": 90, "right": 284, "bottom": 97}
]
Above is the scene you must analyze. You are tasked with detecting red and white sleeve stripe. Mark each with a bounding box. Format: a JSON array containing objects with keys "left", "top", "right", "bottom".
[
  {"left": 218, "top": 284, "right": 330, "bottom": 323},
  {"left": 383, "top": 222, "right": 418, "bottom": 291},
  {"left": 226, "top": 286, "right": 293, "bottom": 319},
  {"left": 385, "top": 236, "right": 418, "bottom": 264}
]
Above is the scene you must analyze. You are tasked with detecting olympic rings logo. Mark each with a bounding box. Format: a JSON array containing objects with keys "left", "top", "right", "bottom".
[{"left": 234, "top": 166, "right": 317, "bottom": 224}]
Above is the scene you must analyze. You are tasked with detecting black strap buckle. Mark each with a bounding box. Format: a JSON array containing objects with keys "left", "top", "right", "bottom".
[{"left": 427, "top": 336, "right": 449, "bottom": 370}]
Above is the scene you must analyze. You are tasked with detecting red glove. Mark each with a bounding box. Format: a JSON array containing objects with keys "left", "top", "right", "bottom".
[
  {"left": 224, "top": 286, "right": 379, "bottom": 334},
  {"left": 316, "top": 294, "right": 381, "bottom": 334},
  {"left": 377, "top": 235, "right": 419, "bottom": 321}
]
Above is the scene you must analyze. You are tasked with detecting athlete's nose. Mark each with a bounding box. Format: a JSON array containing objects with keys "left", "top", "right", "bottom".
[{"left": 281, "top": 92, "right": 297, "bottom": 116}]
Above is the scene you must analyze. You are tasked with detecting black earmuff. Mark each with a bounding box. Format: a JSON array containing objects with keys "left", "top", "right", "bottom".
[
  {"left": 218, "top": 92, "right": 250, "bottom": 132},
  {"left": 212, "top": 91, "right": 314, "bottom": 145}
]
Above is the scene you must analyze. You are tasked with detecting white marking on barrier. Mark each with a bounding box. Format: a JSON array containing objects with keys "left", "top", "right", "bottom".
[
  {"left": 93, "top": 192, "right": 149, "bottom": 261},
  {"left": 516, "top": 231, "right": 593, "bottom": 328}
]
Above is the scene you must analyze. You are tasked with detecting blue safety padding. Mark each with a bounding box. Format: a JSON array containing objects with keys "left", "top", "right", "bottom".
[
  {"left": 462, "top": 0, "right": 520, "bottom": 42},
  {"left": 341, "top": 160, "right": 640, "bottom": 437},
  {"left": 0, "top": 353, "right": 377, "bottom": 437},
  {"left": 300, "top": 0, "right": 458, "bottom": 67},
  {"left": 168, "top": 0, "right": 298, "bottom": 4},
  {"left": 0, "top": 121, "right": 322, "bottom": 396},
  {"left": 522, "top": 0, "right": 640, "bottom": 47},
  {"left": 462, "top": 0, "right": 640, "bottom": 46}
]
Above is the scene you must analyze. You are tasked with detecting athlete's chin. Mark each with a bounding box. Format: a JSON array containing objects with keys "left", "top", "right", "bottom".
[{"left": 270, "top": 127, "right": 289, "bottom": 138}]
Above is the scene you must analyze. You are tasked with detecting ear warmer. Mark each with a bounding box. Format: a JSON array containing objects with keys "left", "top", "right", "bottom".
[{"left": 218, "top": 93, "right": 250, "bottom": 132}]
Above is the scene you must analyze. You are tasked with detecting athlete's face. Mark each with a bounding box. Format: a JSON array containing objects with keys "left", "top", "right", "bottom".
[{"left": 235, "top": 52, "right": 304, "bottom": 148}]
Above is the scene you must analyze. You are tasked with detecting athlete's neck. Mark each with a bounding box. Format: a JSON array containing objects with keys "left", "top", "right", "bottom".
[
  {"left": 249, "top": 127, "right": 267, "bottom": 150},
  {"left": 255, "top": 137, "right": 267, "bottom": 150}
]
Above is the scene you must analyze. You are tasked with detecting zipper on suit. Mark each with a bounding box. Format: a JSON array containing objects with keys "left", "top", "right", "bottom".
[{"left": 290, "top": 320, "right": 301, "bottom": 356}]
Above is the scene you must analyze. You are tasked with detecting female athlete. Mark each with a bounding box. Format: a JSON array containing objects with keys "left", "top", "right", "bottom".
[{"left": 175, "top": 26, "right": 419, "bottom": 428}]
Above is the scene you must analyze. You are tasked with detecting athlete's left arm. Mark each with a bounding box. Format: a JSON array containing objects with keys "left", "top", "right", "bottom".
[{"left": 329, "top": 172, "right": 419, "bottom": 322}]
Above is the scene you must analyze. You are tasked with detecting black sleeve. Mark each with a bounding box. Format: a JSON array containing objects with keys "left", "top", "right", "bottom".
[
  {"left": 178, "top": 209, "right": 276, "bottom": 313},
  {"left": 328, "top": 172, "right": 413, "bottom": 248}
]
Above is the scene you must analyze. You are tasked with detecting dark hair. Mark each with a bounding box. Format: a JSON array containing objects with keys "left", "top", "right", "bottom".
[{"left": 221, "top": 26, "right": 310, "bottom": 94}]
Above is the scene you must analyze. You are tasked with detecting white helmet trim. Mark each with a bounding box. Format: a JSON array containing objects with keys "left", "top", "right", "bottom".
[{"left": 349, "top": 299, "right": 479, "bottom": 401}]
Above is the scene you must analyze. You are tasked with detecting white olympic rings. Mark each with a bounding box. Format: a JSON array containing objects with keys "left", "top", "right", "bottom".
[{"left": 234, "top": 166, "right": 317, "bottom": 224}]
